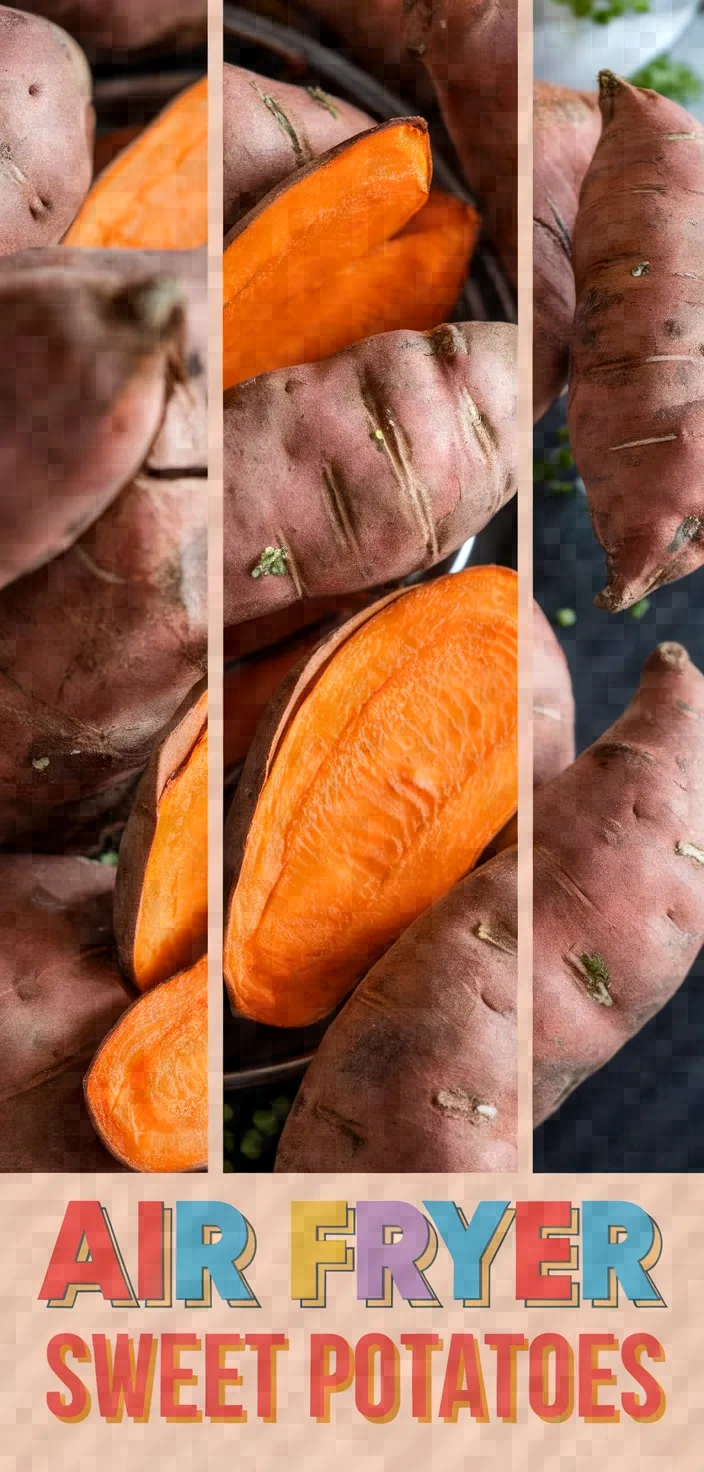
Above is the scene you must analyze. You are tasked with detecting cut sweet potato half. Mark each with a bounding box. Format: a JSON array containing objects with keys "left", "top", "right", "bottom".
[
  {"left": 114, "top": 679, "right": 207, "bottom": 992},
  {"left": 223, "top": 117, "right": 432, "bottom": 389},
  {"left": 224, "top": 565, "right": 518, "bottom": 1028},
  {"left": 85, "top": 954, "right": 208, "bottom": 1173}
]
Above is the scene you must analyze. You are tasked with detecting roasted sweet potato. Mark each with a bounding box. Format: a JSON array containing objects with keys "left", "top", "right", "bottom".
[
  {"left": 225, "top": 321, "right": 517, "bottom": 627},
  {"left": 225, "top": 566, "right": 517, "bottom": 1028},
  {"left": 403, "top": 0, "right": 517, "bottom": 282},
  {"left": 0, "top": 854, "right": 130, "bottom": 1172},
  {"left": 224, "top": 63, "right": 375, "bottom": 233},
  {"left": 84, "top": 954, "right": 208, "bottom": 1173},
  {"left": 275, "top": 844, "right": 517, "bottom": 1171},
  {"left": 534, "top": 642, "right": 704, "bottom": 1123},
  {"left": 569, "top": 74, "right": 704, "bottom": 611},
  {"left": 0, "top": 247, "right": 192, "bottom": 592},
  {"left": 223, "top": 118, "right": 432, "bottom": 389},
  {"left": 21, "top": 0, "right": 207, "bottom": 54},
  {"left": 114, "top": 679, "right": 207, "bottom": 992},
  {"left": 534, "top": 81, "right": 599, "bottom": 423},
  {"left": 65, "top": 78, "right": 207, "bottom": 250},
  {"left": 0, "top": 5, "right": 93, "bottom": 254}
]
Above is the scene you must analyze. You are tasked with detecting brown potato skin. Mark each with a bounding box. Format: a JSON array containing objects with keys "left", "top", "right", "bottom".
[
  {"left": 532, "top": 600, "right": 575, "bottom": 788},
  {"left": 275, "top": 846, "right": 517, "bottom": 1172},
  {"left": 534, "top": 642, "right": 704, "bottom": 1124},
  {"left": 14, "top": 0, "right": 206, "bottom": 53},
  {"left": 0, "top": 6, "right": 93, "bottom": 253},
  {"left": 224, "top": 321, "right": 517, "bottom": 627},
  {"left": 0, "top": 855, "right": 130, "bottom": 1171},
  {"left": 224, "top": 64, "right": 375, "bottom": 234},
  {"left": 114, "top": 676, "right": 207, "bottom": 985},
  {"left": 533, "top": 82, "right": 599, "bottom": 423}
]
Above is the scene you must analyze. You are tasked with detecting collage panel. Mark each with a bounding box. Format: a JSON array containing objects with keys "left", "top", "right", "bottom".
[
  {"left": 222, "top": 2, "right": 519, "bottom": 1172},
  {"left": 534, "top": 18, "right": 704, "bottom": 1168},
  {"left": 0, "top": 1, "right": 208, "bottom": 1172}
]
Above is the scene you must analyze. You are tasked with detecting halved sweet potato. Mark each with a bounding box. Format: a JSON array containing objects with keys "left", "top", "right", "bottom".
[
  {"left": 225, "top": 565, "right": 518, "bottom": 1028},
  {"left": 223, "top": 118, "right": 432, "bottom": 389},
  {"left": 84, "top": 954, "right": 208, "bottom": 1173},
  {"left": 0, "top": 854, "right": 130, "bottom": 1171},
  {"left": 114, "top": 679, "right": 207, "bottom": 991}
]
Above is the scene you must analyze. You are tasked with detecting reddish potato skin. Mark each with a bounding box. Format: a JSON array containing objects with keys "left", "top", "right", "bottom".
[
  {"left": 225, "top": 322, "right": 517, "bottom": 627},
  {"left": 14, "top": 0, "right": 206, "bottom": 53},
  {"left": 0, "top": 6, "right": 93, "bottom": 253},
  {"left": 224, "top": 64, "right": 375, "bottom": 234},
  {"left": 569, "top": 75, "right": 704, "bottom": 611},
  {"left": 404, "top": 0, "right": 517, "bottom": 282},
  {"left": 532, "top": 600, "right": 575, "bottom": 787},
  {"left": 534, "top": 82, "right": 599, "bottom": 423},
  {"left": 0, "top": 855, "right": 130, "bottom": 1171},
  {"left": 534, "top": 642, "right": 704, "bottom": 1123},
  {"left": 275, "top": 847, "right": 517, "bottom": 1172}
]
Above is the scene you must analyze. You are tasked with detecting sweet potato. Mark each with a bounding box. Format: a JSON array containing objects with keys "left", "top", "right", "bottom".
[
  {"left": 569, "top": 74, "right": 704, "bottom": 612},
  {"left": 223, "top": 118, "right": 432, "bottom": 389},
  {"left": 534, "top": 641, "right": 704, "bottom": 1123},
  {"left": 224, "top": 321, "right": 517, "bottom": 627},
  {"left": 65, "top": 78, "right": 207, "bottom": 250},
  {"left": 0, "top": 854, "right": 130, "bottom": 1171},
  {"left": 403, "top": 0, "right": 517, "bottom": 282},
  {"left": 224, "top": 63, "right": 375, "bottom": 233},
  {"left": 0, "top": 6, "right": 93, "bottom": 254},
  {"left": 84, "top": 954, "right": 208, "bottom": 1173},
  {"left": 275, "top": 844, "right": 517, "bottom": 1171},
  {"left": 0, "top": 247, "right": 192, "bottom": 592},
  {"left": 114, "top": 679, "right": 207, "bottom": 992},
  {"left": 225, "top": 566, "right": 517, "bottom": 1028},
  {"left": 21, "top": 0, "right": 207, "bottom": 54},
  {"left": 290, "top": 0, "right": 410, "bottom": 87},
  {"left": 534, "top": 81, "right": 599, "bottom": 423}
]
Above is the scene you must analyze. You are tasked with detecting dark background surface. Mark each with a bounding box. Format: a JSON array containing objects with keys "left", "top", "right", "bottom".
[{"left": 534, "top": 400, "right": 704, "bottom": 1172}]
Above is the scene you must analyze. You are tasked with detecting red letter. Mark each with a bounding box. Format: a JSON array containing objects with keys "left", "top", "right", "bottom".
[
  {"left": 246, "top": 1334, "right": 289, "bottom": 1423},
  {"left": 438, "top": 1335, "right": 489, "bottom": 1423},
  {"left": 621, "top": 1334, "right": 666, "bottom": 1422},
  {"left": 39, "top": 1203, "right": 135, "bottom": 1307},
  {"left": 138, "top": 1203, "right": 171, "bottom": 1305},
  {"left": 46, "top": 1335, "right": 92, "bottom": 1423},
  {"left": 160, "top": 1334, "right": 201, "bottom": 1422},
  {"left": 515, "top": 1202, "right": 578, "bottom": 1305},
  {"left": 528, "top": 1334, "right": 574, "bottom": 1422},
  {"left": 309, "top": 1335, "right": 353, "bottom": 1422},
  {"left": 400, "top": 1334, "right": 443, "bottom": 1423},
  {"left": 355, "top": 1334, "right": 400, "bottom": 1424},
  {"left": 578, "top": 1334, "right": 619, "bottom": 1422},
  {"left": 485, "top": 1334, "right": 529, "bottom": 1422},
  {"left": 92, "top": 1334, "right": 156, "bottom": 1423},
  {"left": 205, "top": 1335, "right": 245, "bottom": 1423}
]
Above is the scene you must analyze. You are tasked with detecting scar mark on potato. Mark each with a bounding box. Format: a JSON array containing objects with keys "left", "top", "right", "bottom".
[
  {"left": 669, "top": 516, "right": 704, "bottom": 552},
  {"left": 73, "top": 545, "right": 127, "bottom": 586},
  {"left": 591, "top": 740, "right": 654, "bottom": 768},
  {"left": 433, "top": 1088, "right": 497, "bottom": 1122},
  {"left": 321, "top": 464, "right": 367, "bottom": 572},
  {"left": 460, "top": 387, "right": 499, "bottom": 465},
  {"left": 474, "top": 919, "right": 516, "bottom": 954},
  {"left": 251, "top": 83, "right": 311, "bottom": 167},
  {"left": 676, "top": 839, "right": 704, "bottom": 864},
  {"left": 311, "top": 1100, "right": 365, "bottom": 1149},
  {"left": 609, "top": 433, "right": 678, "bottom": 450},
  {"left": 570, "top": 951, "right": 613, "bottom": 1006},
  {"left": 546, "top": 196, "right": 572, "bottom": 253},
  {"left": 357, "top": 371, "right": 438, "bottom": 561}
]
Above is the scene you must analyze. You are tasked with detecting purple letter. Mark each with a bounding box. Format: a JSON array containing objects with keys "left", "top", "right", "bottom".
[{"left": 356, "top": 1202, "right": 437, "bottom": 1305}]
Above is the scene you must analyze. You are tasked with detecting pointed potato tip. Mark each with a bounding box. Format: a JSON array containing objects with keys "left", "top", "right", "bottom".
[
  {"left": 645, "top": 641, "right": 690, "bottom": 673},
  {"left": 111, "top": 276, "right": 184, "bottom": 341},
  {"left": 594, "top": 583, "right": 627, "bottom": 613},
  {"left": 598, "top": 69, "right": 622, "bottom": 96}
]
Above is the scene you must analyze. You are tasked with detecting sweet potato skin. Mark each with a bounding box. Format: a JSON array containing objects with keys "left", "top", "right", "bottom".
[
  {"left": 569, "top": 74, "right": 704, "bottom": 611},
  {"left": 275, "top": 846, "right": 517, "bottom": 1172},
  {"left": 533, "top": 601, "right": 575, "bottom": 788},
  {"left": 534, "top": 642, "right": 704, "bottom": 1124},
  {"left": 533, "top": 82, "right": 599, "bottom": 423},
  {"left": 224, "top": 64, "right": 375, "bottom": 234},
  {"left": 16, "top": 0, "right": 206, "bottom": 53},
  {"left": 0, "top": 6, "right": 94, "bottom": 253},
  {"left": 224, "top": 322, "right": 517, "bottom": 627}
]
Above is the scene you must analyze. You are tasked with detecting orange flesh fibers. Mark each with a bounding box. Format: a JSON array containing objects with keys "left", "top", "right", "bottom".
[
  {"left": 134, "top": 726, "right": 208, "bottom": 991},
  {"left": 85, "top": 956, "right": 208, "bottom": 1173},
  {"left": 225, "top": 565, "right": 518, "bottom": 1027},
  {"left": 223, "top": 119, "right": 431, "bottom": 389},
  {"left": 65, "top": 78, "right": 208, "bottom": 249}
]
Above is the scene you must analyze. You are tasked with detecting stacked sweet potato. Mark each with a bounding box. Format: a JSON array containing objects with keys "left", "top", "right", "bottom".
[{"left": 0, "top": 6, "right": 208, "bottom": 1172}]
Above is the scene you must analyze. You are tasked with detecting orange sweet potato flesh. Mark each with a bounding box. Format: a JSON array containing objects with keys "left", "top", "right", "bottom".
[
  {"left": 65, "top": 78, "right": 207, "bottom": 250},
  {"left": 223, "top": 118, "right": 432, "bottom": 389},
  {"left": 114, "top": 680, "right": 207, "bottom": 992},
  {"left": 224, "top": 189, "right": 478, "bottom": 383},
  {"left": 85, "top": 954, "right": 208, "bottom": 1173},
  {"left": 225, "top": 565, "right": 517, "bottom": 1028}
]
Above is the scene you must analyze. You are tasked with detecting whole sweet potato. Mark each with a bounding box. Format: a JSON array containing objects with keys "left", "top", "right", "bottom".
[
  {"left": 0, "top": 5, "right": 93, "bottom": 254},
  {"left": 275, "top": 845, "right": 517, "bottom": 1172},
  {"left": 0, "top": 854, "right": 130, "bottom": 1171},
  {"left": 0, "top": 247, "right": 194, "bottom": 592},
  {"left": 225, "top": 321, "right": 517, "bottom": 627},
  {"left": 534, "top": 641, "right": 704, "bottom": 1123},
  {"left": 15, "top": 0, "right": 207, "bottom": 53},
  {"left": 534, "top": 81, "right": 599, "bottom": 423},
  {"left": 532, "top": 600, "right": 575, "bottom": 788},
  {"left": 569, "top": 74, "right": 704, "bottom": 611}
]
